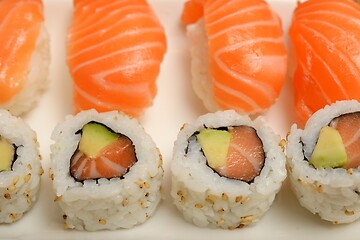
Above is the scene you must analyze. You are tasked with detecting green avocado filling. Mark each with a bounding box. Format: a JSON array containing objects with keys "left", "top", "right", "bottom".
[
  {"left": 0, "top": 136, "right": 15, "bottom": 172},
  {"left": 78, "top": 122, "right": 119, "bottom": 158},
  {"left": 196, "top": 128, "right": 231, "bottom": 169},
  {"left": 309, "top": 126, "right": 347, "bottom": 169}
]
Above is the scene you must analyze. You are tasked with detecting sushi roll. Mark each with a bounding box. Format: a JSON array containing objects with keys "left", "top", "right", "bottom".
[
  {"left": 170, "top": 110, "right": 286, "bottom": 229},
  {"left": 49, "top": 109, "right": 163, "bottom": 231},
  {"left": 287, "top": 100, "right": 360, "bottom": 223},
  {"left": 0, "top": 0, "right": 50, "bottom": 116},
  {"left": 289, "top": 0, "right": 360, "bottom": 125},
  {"left": 66, "top": 0, "right": 167, "bottom": 118},
  {"left": 0, "top": 109, "right": 43, "bottom": 223},
  {"left": 181, "top": 0, "right": 287, "bottom": 114}
]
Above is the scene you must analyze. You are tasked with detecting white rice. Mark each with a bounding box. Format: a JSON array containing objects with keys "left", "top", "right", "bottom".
[
  {"left": 1, "top": 25, "right": 50, "bottom": 116},
  {"left": 0, "top": 109, "right": 42, "bottom": 223},
  {"left": 287, "top": 100, "right": 360, "bottom": 223},
  {"left": 171, "top": 110, "right": 286, "bottom": 229},
  {"left": 50, "top": 109, "right": 163, "bottom": 231},
  {"left": 187, "top": 19, "right": 218, "bottom": 112}
]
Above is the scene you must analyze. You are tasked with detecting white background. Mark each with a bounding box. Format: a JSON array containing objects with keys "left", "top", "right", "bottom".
[{"left": 2, "top": 0, "right": 357, "bottom": 239}]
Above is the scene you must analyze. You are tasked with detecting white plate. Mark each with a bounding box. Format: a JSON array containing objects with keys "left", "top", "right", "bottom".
[{"left": 1, "top": 0, "right": 356, "bottom": 239}]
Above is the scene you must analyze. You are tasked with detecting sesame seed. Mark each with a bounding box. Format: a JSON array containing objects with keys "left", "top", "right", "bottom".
[
  {"left": 4, "top": 193, "right": 11, "bottom": 200},
  {"left": 122, "top": 199, "right": 129, "bottom": 206},
  {"left": 24, "top": 190, "right": 30, "bottom": 196},
  {"left": 54, "top": 195, "right": 62, "bottom": 202},
  {"left": 99, "top": 219, "right": 106, "bottom": 225},
  {"left": 216, "top": 219, "right": 224, "bottom": 225},
  {"left": 286, "top": 132, "right": 290, "bottom": 140},
  {"left": 221, "top": 193, "right": 228, "bottom": 201},
  {"left": 158, "top": 155, "right": 163, "bottom": 168},
  {"left": 140, "top": 201, "right": 146, "bottom": 208},
  {"left": 48, "top": 169, "right": 53, "bottom": 178},
  {"left": 315, "top": 185, "right": 323, "bottom": 193},
  {"left": 241, "top": 197, "right": 250, "bottom": 205},
  {"left": 12, "top": 177, "right": 19, "bottom": 185},
  {"left": 9, "top": 214, "right": 16, "bottom": 221},
  {"left": 205, "top": 194, "right": 217, "bottom": 204},
  {"left": 241, "top": 215, "right": 253, "bottom": 220},
  {"left": 7, "top": 185, "right": 16, "bottom": 192},
  {"left": 345, "top": 210, "right": 355, "bottom": 216},
  {"left": 195, "top": 203, "right": 203, "bottom": 209},
  {"left": 279, "top": 139, "right": 286, "bottom": 151},
  {"left": 179, "top": 196, "right": 185, "bottom": 205},
  {"left": 24, "top": 174, "right": 31, "bottom": 183},
  {"left": 237, "top": 224, "right": 245, "bottom": 229},
  {"left": 235, "top": 196, "right": 243, "bottom": 203}
]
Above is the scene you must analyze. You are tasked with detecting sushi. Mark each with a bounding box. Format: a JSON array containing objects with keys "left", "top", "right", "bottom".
[
  {"left": 289, "top": 0, "right": 360, "bottom": 125},
  {"left": 0, "top": 0, "right": 50, "bottom": 116},
  {"left": 171, "top": 110, "right": 286, "bottom": 229},
  {"left": 181, "top": 0, "right": 287, "bottom": 114},
  {"left": 66, "top": 0, "right": 167, "bottom": 118},
  {"left": 287, "top": 100, "right": 360, "bottom": 223},
  {"left": 0, "top": 109, "right": 43, "bottom": 223},
  {"left": 49, "top": 109, "right": 163, "bottom": 231}
]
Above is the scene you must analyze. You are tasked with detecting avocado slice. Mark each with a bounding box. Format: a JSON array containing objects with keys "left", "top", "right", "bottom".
[
  {"left": 196, "top": 129, "right": 231, "bottom": 169},
  {"left": 78, "top": 123, "right": 119, "bottom": 158},
  {"left": 309, "top": 126, "right": 347, "bottom": 169},
  {"left": 0, "top": 137, "right": 14, "bottom": 172}
]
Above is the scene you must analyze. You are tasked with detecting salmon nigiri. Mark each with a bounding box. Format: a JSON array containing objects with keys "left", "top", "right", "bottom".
[
  {"left": 67, "top": 0, "right": 167, "bottom": 117},
  {"left": 290, "top": 0, "right": 360, "bottom": 126},
  {"left": 0, "top": 0, "right": 49, "bottom": 116},
  {"left": 181, "top": 0, "right": 287, "bottom": 114}
]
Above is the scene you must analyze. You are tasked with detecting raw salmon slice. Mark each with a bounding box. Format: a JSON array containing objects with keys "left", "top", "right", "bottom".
[
  {"left": 70, "top": 135, "right": 136, "bottom": 181},
  {"left": 290, "top": 0, "right": 360, "bottom": 125},
  {"left": 67, "top": 0, "right": 167, "bottom": 117},
  {"left": 182, "top": 0, "right": 287, "bottom": 114},
  {"left": 217, "top": 126, "right": 265, "bottom": 182},
  {"left": 330, "top": 112, "right": 360, "bottom": 169}
]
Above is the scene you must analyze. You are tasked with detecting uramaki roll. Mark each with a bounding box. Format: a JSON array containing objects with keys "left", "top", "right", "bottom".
[
  {"left": 0, "top": 109, "right": 43, "bottom": 223},
  {"left": 171, "top": 110, "right": 286, "bottom": 229},
  {"left": 287, "top": 100, "right": 360, "bottom": 223},
  {"left": 49, "top": 109, "right": 163, "bottom": 231}
]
